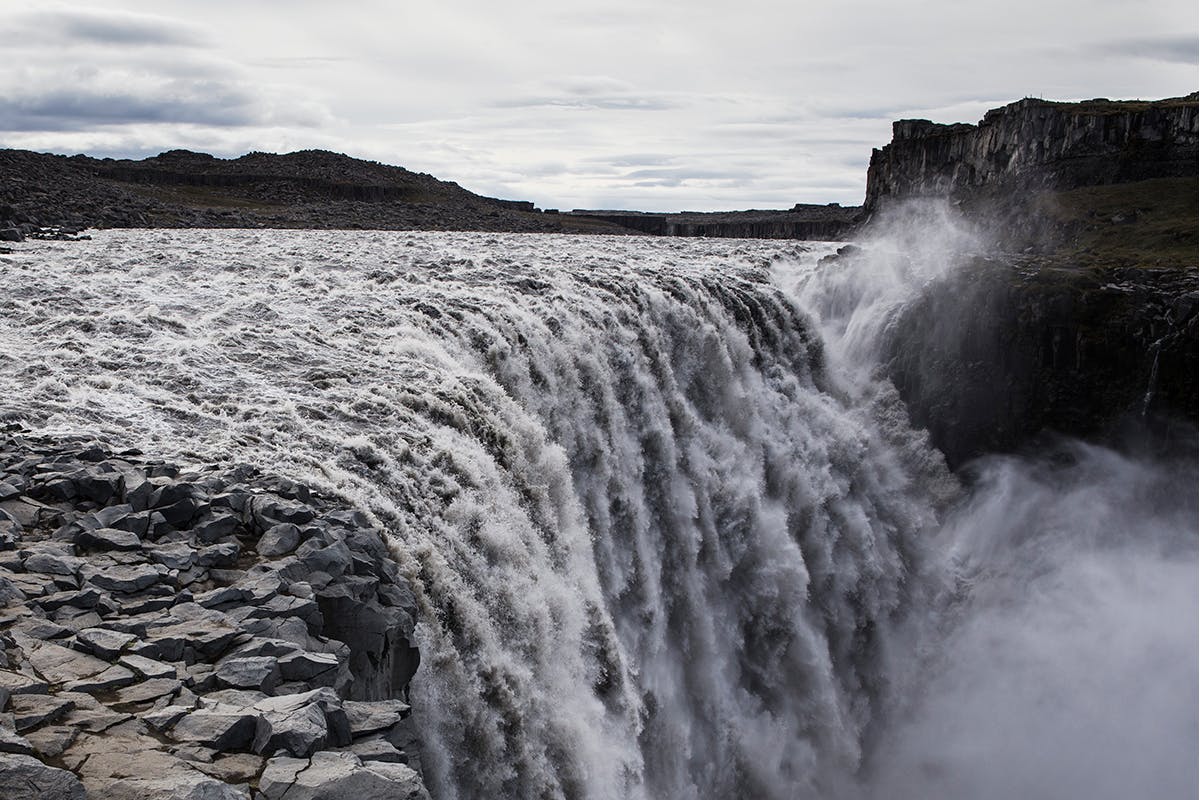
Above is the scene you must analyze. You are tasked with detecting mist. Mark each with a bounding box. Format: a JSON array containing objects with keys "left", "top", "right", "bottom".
[
  {"left": 861, "top": 439, "right": 1198, "bottom": 799},
  {"left": 776, "top": 203, "right": 1199, "bottom": 800}
]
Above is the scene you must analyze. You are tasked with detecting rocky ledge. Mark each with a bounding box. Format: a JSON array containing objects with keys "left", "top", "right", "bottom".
[{"left": 0, "top": 429, "right": 427, "bottom": 799}]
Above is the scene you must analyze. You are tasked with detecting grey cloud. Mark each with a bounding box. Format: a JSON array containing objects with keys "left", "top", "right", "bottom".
[
  {"left": 14, "top": 8, "right": 209, "bottom": 48},
  {"left": 494, "top": 95, "right": 676, "bottom": 111},
  {"left": 1098, "top": 35, "right": 1198, "bottom": 64},
  {"left": 0, "top": 86, "right": 258, "bottom": 132}
]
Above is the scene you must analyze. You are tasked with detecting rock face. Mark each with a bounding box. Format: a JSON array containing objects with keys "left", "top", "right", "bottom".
[
  {"left": 0, "top": 430, "right": 429, "bottom": 799},
  {"left": 864, "top": 94, "right": 1199, "bottom": 210},
  {"left": 879, "top": 257, "right": 1198, "bottom": 467}
]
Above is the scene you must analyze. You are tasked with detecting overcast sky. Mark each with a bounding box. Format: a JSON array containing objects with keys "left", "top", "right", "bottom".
[{"left": 1, "top": 1, "right": 1195, "bottom": 211}]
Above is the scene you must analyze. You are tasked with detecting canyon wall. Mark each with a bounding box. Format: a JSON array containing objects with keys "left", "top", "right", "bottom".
[{"left": 864, "top": 93, "right": 1199, "bottom": 210}]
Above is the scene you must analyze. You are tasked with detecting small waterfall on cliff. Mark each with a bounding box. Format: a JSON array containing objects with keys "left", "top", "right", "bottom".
[{"left": 0, "top": 227, "right": 1193, "bottom": 799}]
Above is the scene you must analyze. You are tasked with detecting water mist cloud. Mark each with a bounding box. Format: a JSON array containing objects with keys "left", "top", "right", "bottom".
[{"left": 860, "top": 440, "right": 1198, "bottom": 800}]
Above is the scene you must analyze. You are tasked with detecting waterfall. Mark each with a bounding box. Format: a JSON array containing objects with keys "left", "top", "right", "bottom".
[{"left": 0, "top": 227, "right": 1192, "bottom": 799}]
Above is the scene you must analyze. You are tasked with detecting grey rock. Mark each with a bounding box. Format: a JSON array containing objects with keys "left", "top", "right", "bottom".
[
  {"left": 22, "top": 552, "right": 83, "bottom": 576},
  {"left": 278, "top": 650, "right": 340, "bottom": 686},
  {"left": 258, "top": 751, "right": 427, "bottom": 800},
  {"left": 252, "top": 694, "right": 329, "bottom": 757},
  {"left": 81, "top": 563, "right": 162, "bottom": 593},
  {"left": 148, "top": 542, "right": 198, "bottom": 570},
  {"left": 140, "top": 703, "right": 192, "bottom": 732},
  {"left": 110, "top": 678, "right": 182, "bottom": 707},
  {"left": 0, "top": 726, "right": 34, "bottom": 755},
  {"left": 0, "top": 669, "right": 50, "bottom": 696},
  {"left": 154, "top": 497, "right": 197, "bottom": 527},
  {"left": 91, "top": 503, "right": 135, "bottom": 529},
  {"left": 343, "top": 700, "right": 410, "bottom": 737},
  {"left": 20, "top": 638, "right": 111, "bottom": 684},
  {"left": 77, "top": 527, "right": 142, "bottom": 551},
  {"left": 37, "top": 586, "right": 102, "bottom": 612},
  {"left": 0, "top": 752, "right": 87, "bottom": 800},
  {"left": 191, "top": 751, "right": 263, "bottom": 785},
  {"left": 193, "top": 585, "right": 247, "bottom": 609},
  {"left": 61, "top": 663, "right": 138, "bottom": 693},
  {"left": 191, "top": 512, "right": 240, "bottom": 543},
  {"left": 343, "top": 736, "right": 406, "bottom": 763},
  {"left": 118, "top": 653, "right": 176, "bottom": 680},
  {"left": 9, "top": 692, "right": 75, "bottom": 731},
  {"left": 214, "top": 656, "right": 280, "bottom": 693},
  {"left": 257, "top": 523, "right": 300, "bottom": 557},
  {"left": 169, "top": 708, "right": 256, "bottom": 751},
  {"left": 298, "top": 538, "right": 353, "bottom": 578},
  {"left": 21, "top": 724, "right": 78, "bottom": 758},
  {"left": 196, "top": 541, "right": 239, "bottom": 568},
  {"left": 75, "top": 626, "right": 137, "bottom": 659}
]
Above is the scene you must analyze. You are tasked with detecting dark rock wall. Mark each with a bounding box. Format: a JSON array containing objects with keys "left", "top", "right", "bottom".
[
  {"left": 864, "top": 94, "right": 1199, "bottom": 210},
  {"left": 882, "top": 258, "right": 1198, "bottom": 467}
]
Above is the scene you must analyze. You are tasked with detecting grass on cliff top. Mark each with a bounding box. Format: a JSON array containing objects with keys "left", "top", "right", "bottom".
[{"left": 1035, "top": 177, "right": 1198, "bottom": 269}]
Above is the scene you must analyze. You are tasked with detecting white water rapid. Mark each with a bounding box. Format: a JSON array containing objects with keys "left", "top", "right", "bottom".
[{"left": 0, "top": 228, "right": 1193, "bottom": 799}]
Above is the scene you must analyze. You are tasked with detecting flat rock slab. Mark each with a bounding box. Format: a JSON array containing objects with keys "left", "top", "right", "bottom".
[
  {"left": 169, "top": 709, "right": 257, "bottom": 751},
  {"left": 0, "top": 752, "right": 88, "bottom": 800},
  {"left": 343, "top": 700, "right": 410, "bottom": 737},
  {"left": 20, "top": 639, "right": 111, "bottom": 685},
  {"left": 259, "top": 751, "right": 427, "bottom": 800},
  {"left": 0, "top": 668, "right": 50, "bottom": 696},
  {"left": 9, "top": 693, "right": 75, "bottom": 731},
  {"left": 118, "top": 653, "right": 176, "bottom": 680},
  {"left": 75, "top": 626, "right": 138, "bottom": 659},
  {"left": 81, "top": 563, "right": 163, "bottom": 593},
  {"left": 62, "top": 663, "right": 137, "bottom": 693}
]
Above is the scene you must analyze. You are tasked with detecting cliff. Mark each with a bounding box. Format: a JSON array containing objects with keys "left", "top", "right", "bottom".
[
  {"left": 864, "top": 93, "right": 1199, "bottom": 210},
  {"left": 856, "top": 93, "right": 1199, "bottom": 467}
]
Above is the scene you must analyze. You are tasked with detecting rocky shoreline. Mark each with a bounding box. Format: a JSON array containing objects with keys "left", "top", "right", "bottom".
[{"left": 0, "top": 429, "right": 427, "bottom": 799}]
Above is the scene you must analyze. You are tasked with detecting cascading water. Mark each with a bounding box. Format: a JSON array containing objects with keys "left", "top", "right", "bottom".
[{"left": 0, "top": 227, "right": 1193, "bottom": 799}]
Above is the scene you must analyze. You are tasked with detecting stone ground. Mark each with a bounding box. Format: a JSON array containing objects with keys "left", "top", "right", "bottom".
[{"left": 0, "top": 427, "right": 428, "bottom": 799}]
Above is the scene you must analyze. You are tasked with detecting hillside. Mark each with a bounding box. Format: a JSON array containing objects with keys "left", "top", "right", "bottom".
[{"left": 0, "top": 148, "right": 628, "bottom": 236}]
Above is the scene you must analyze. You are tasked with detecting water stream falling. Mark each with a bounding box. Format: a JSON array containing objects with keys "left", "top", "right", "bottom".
[{"left": 0, "top": 228, "right": 1193, "bottom": 799}]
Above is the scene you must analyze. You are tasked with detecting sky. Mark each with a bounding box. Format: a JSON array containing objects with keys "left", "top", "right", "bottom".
[{"left": 0, "top": 1, "right": 1195, "bottom": 211}]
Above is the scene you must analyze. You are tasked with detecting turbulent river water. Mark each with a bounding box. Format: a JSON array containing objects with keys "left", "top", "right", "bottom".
[{"left": 0, "top": 229, "right": 1194, "bottom": 799}]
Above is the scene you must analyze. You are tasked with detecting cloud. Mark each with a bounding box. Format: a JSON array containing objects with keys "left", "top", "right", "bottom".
[
  {"left": 1091, "top": 35, "right": 1199, "bottom": 64},
  {"left": 0, "top": 4, "right": 332, "bottom": 135},
  {"left": 0, "top": 85, "right": 257, "bottom": 132},
  {"left": 7, "top": 6, "right": 209, "bottom": 48}
]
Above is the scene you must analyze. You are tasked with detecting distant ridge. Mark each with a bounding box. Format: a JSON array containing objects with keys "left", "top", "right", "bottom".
[{"left": 0, "top": 148, "right": 625, "bottom": 235}]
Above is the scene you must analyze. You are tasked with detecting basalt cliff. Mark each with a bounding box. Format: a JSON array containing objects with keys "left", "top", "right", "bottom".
[{"left": 856, "top": 93, "right": 1198, "bottom": 466}]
